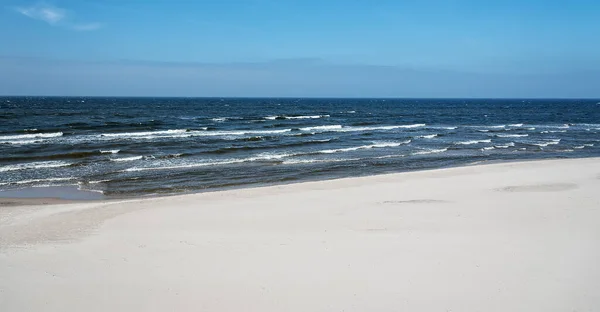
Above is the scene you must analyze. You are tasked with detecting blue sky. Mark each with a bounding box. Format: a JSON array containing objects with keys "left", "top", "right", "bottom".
[{"left": 1, "top": 0, "right": 599, "bottom": 97}]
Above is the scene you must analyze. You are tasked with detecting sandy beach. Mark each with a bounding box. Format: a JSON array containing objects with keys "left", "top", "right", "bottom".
[{"left": 1, "top": 158, "right": 599, "bottom": 311}]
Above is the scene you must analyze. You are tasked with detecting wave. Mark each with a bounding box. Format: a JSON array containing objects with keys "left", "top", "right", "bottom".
[
  {"left": 494, "top": 134, "right": 528, "bottom": 138},
  {"left": 495, "top": 142, "right": 515, "bottom": 148},
  {"left": 430, "top": 126, "right": 457, "bottom": 130},
  {"left": 206, "top": 139, "right": 334, "bottom": 155},
  {"left": 0, "top": 177, "right": 76, "bottom": 187},
  {"left": 417, "top": 134, "right": 438, "bottom": 139},
  {"left": 299, "top": 124, "right": 426, "bottom": 133},
  {"left": 100, "top": 129, "right": 189, "bottom": 138},
  {"left": 455, "top": 139, "right": 492, "bottom": 145},
  {"left": 100, "top": 149, "right": 120, "bottom": 154},
  {"left": 530, "top": 139, "right": 561, "bottom": 147},
  {"left": 98, "top": 128, "right": 291, "bottom": 140},
  {"left": 540, "top": 130, "right": 566, "bottom": 134},
  {"left": 0, "top": 161, "right": 71, "bottom": 173},
  {"left": 110, "top": 156, "right": 143, "bottom": 162},
  {"left": 283, "top": 158, "right": 361, "bottom": 165},
  {"left": 482, "top": 146, "right": 495, "bottom": 151},
  {"left": 316, "top": 140, "right": 410, "bottom": 154},
  {"left": 300, "top": 125, "right": 343, "bottom": 131},
  {"left": 124, "top": 159, "right": 248, "bottom": 172},
  {"left": 574, "top": 144, "right": 594, "bottom": 149},
  {"left": 508, "top": 123, "right": 524, "bottom": 127},
  {"left": 0, "top": 132, "right": 63, "bottom": 141},
  {"left": 412, "top": 148, "right": 448, "bottom": 155},
  {"left": 265, "top": 115, "right": 329, "bottom": 120}
]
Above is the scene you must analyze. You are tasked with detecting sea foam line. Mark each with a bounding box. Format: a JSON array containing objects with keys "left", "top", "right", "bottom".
[
  {"left": 0, "top": 177, "right": 75, "bottom": 186},
  {"left": 317, "top": 140, "right": 410, "bottom": 154},
  {"left": 0, "top": 161, "right": 71, "bottom": 173},
  {"left": 0, "top": 132, "right": 63, "bottom": 140},
  {"left": 455, "top": 139, "right": 492, "bottom": 145}
]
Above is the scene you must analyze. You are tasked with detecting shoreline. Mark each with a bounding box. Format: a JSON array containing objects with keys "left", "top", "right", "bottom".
[
  {"left": 1, "top": 157, "right": 599, "bottom": 311},
  {"left": 1, "top": 155, "right": 594, "bottom": 207}
]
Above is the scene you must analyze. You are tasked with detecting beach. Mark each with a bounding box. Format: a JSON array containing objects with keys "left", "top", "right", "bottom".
[{"left": 1, "top": 157, "right": 599, "bottom": 311}]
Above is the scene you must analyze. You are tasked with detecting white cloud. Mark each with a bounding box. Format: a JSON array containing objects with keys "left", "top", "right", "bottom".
[
  {"left": 16, "top": 3, "right": 66, "bottom": 24},
  {"left": 15, "top": 3, "right": 102, "bottom": 31}
]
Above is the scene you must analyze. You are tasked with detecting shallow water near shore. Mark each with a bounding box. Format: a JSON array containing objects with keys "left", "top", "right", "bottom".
[{"left": 1, "top": 97, "right": 599, "bottom": 197}]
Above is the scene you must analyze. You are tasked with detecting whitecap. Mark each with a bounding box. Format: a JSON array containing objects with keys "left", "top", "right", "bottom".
[
  {"left": 300, "top": 125, "right": 343, "bottom": 131},
  {"left": 100, "top": 149, "right": 120, "bottom": 154},
  {"left": 110, "top": 156, "right": 143, "bottom": 162},
  {"left": 455, "top": 139, "right": 492, "bottom": 145},
  {"left": 495, "top": 134, "right": 528, "bottom": 138},
  {"left": 317, "top": 140, "right": 410, "bottom": 154},
  {"left": 412, "top": 148, "right": 448, "bottom": 155},
  {"left": 0, "top": 161, "right": 71, "bottom": 173},
  {"left": 0, "top": 132, "right": 63, "bottom": 140}
]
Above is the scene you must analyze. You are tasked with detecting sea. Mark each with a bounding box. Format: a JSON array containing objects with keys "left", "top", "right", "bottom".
[{"left": 1, "top": 97, "right": 599, "bottom": 198}]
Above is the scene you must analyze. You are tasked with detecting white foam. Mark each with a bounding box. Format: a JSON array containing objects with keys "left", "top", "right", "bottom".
[
  {"left": 101, "top": 129, "right": 188, "bottom": 138},
  {"left": 111, "top": 156, "right": 143, "bottom": 162},
  {"left": 317, "top": 140, "right": 410, "bottom": 154},
  {"left": 87, "top": 179, "right": 111, "bottom": 184},
  {"left": 495, "top": 134, "right": 528, "bottom": 138},
  {"left": 494, "top": 142, "right": 515, "bottom": 148},
  {"left": 481, "top": 147, "right": 495, "bottom": 151},
  {"left": 508, "top": 123, "right": 524, "bottom": 127},
  {"left": 286, "top": 115, "right": 329, "bottom": 119},
  {"left": 433, "top": 126, "right": 458, "bottom": 130},
  {"left": 283, "top": 158, "right": 361, "bottom": 165},
  {"left": 339, "top": 124, "right": 426, "bottom": 132},
  {"left": 531, "top": 139, "right": 561, "bottom": 147},
  {"left": 300, "top": 125, "right": 343, "bottom": 131},
  {"left": 0, "top": 161, "right": 71, "bottom": 173},
  {"left": 574, "top": 146, "right": 585, "bottom": 149},
  {"left": 0, "top": 177, "right": 75, "bottom": 186},
  {"left": 265, "top": 115, "right": 329, "bottom": 120},
  {"left": 300, "top": 124, "right": 426, "bottom": 133},
  {"left": 413, "top": 148, "right": 448, "bottom": 155},
  {"left": 124, "top": 159, "right": 246, "bottom": 172},
  {"left": 417, "top": 134, "right": 438, "bottom": 139},
  {"left": 212, "top": 117, "right": 227, "bottom": 122},
  {"left": 99, "top": 128, "right": 291, "bottom": 140},
  {"left": 455, "top": 139, "right": 492, "bottom": 145},
  {"left": 1, "top": 139, "right": 41, "bottom": 145},
  {"left": 100, "top": 149, "right": 120, "bottom": 154},
  {"left": 0, "top": 132, "right": 63, "bottom": 140}
]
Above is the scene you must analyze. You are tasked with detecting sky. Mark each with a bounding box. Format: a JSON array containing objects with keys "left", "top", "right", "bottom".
[{"left": 0, "top": 0, "right": 599, "bottom": 97}]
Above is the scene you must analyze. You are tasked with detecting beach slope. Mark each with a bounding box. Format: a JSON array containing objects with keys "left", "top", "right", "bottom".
[{"left": 1, "top": 158, "right": 600, "bottom": 311}]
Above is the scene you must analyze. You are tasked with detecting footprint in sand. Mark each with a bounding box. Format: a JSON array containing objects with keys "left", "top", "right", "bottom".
[{"left": 497, "top": 183, "right": 578, "bottom": 192}]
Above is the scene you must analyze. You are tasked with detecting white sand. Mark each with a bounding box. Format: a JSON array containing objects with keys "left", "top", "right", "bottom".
[{"left": 1, "top": 158, "right": 600, "bottom": 311}]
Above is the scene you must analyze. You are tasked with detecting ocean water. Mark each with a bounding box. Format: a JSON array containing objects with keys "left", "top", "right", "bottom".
[{"left": 1, "top": 97, "right": 599, "bottom": 197}]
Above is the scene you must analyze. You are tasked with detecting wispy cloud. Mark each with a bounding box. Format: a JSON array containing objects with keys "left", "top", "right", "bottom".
[
  {"left": 14, "top": 2, "right": 102, "bottom": 31},
  {"left": 15, "top": 3, "right": 65, "bottom": 25}
]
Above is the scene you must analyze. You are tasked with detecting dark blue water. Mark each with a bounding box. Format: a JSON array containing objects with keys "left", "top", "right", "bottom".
[{"left": 1, "top": 97, "right": 599, "bottom": 197}]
